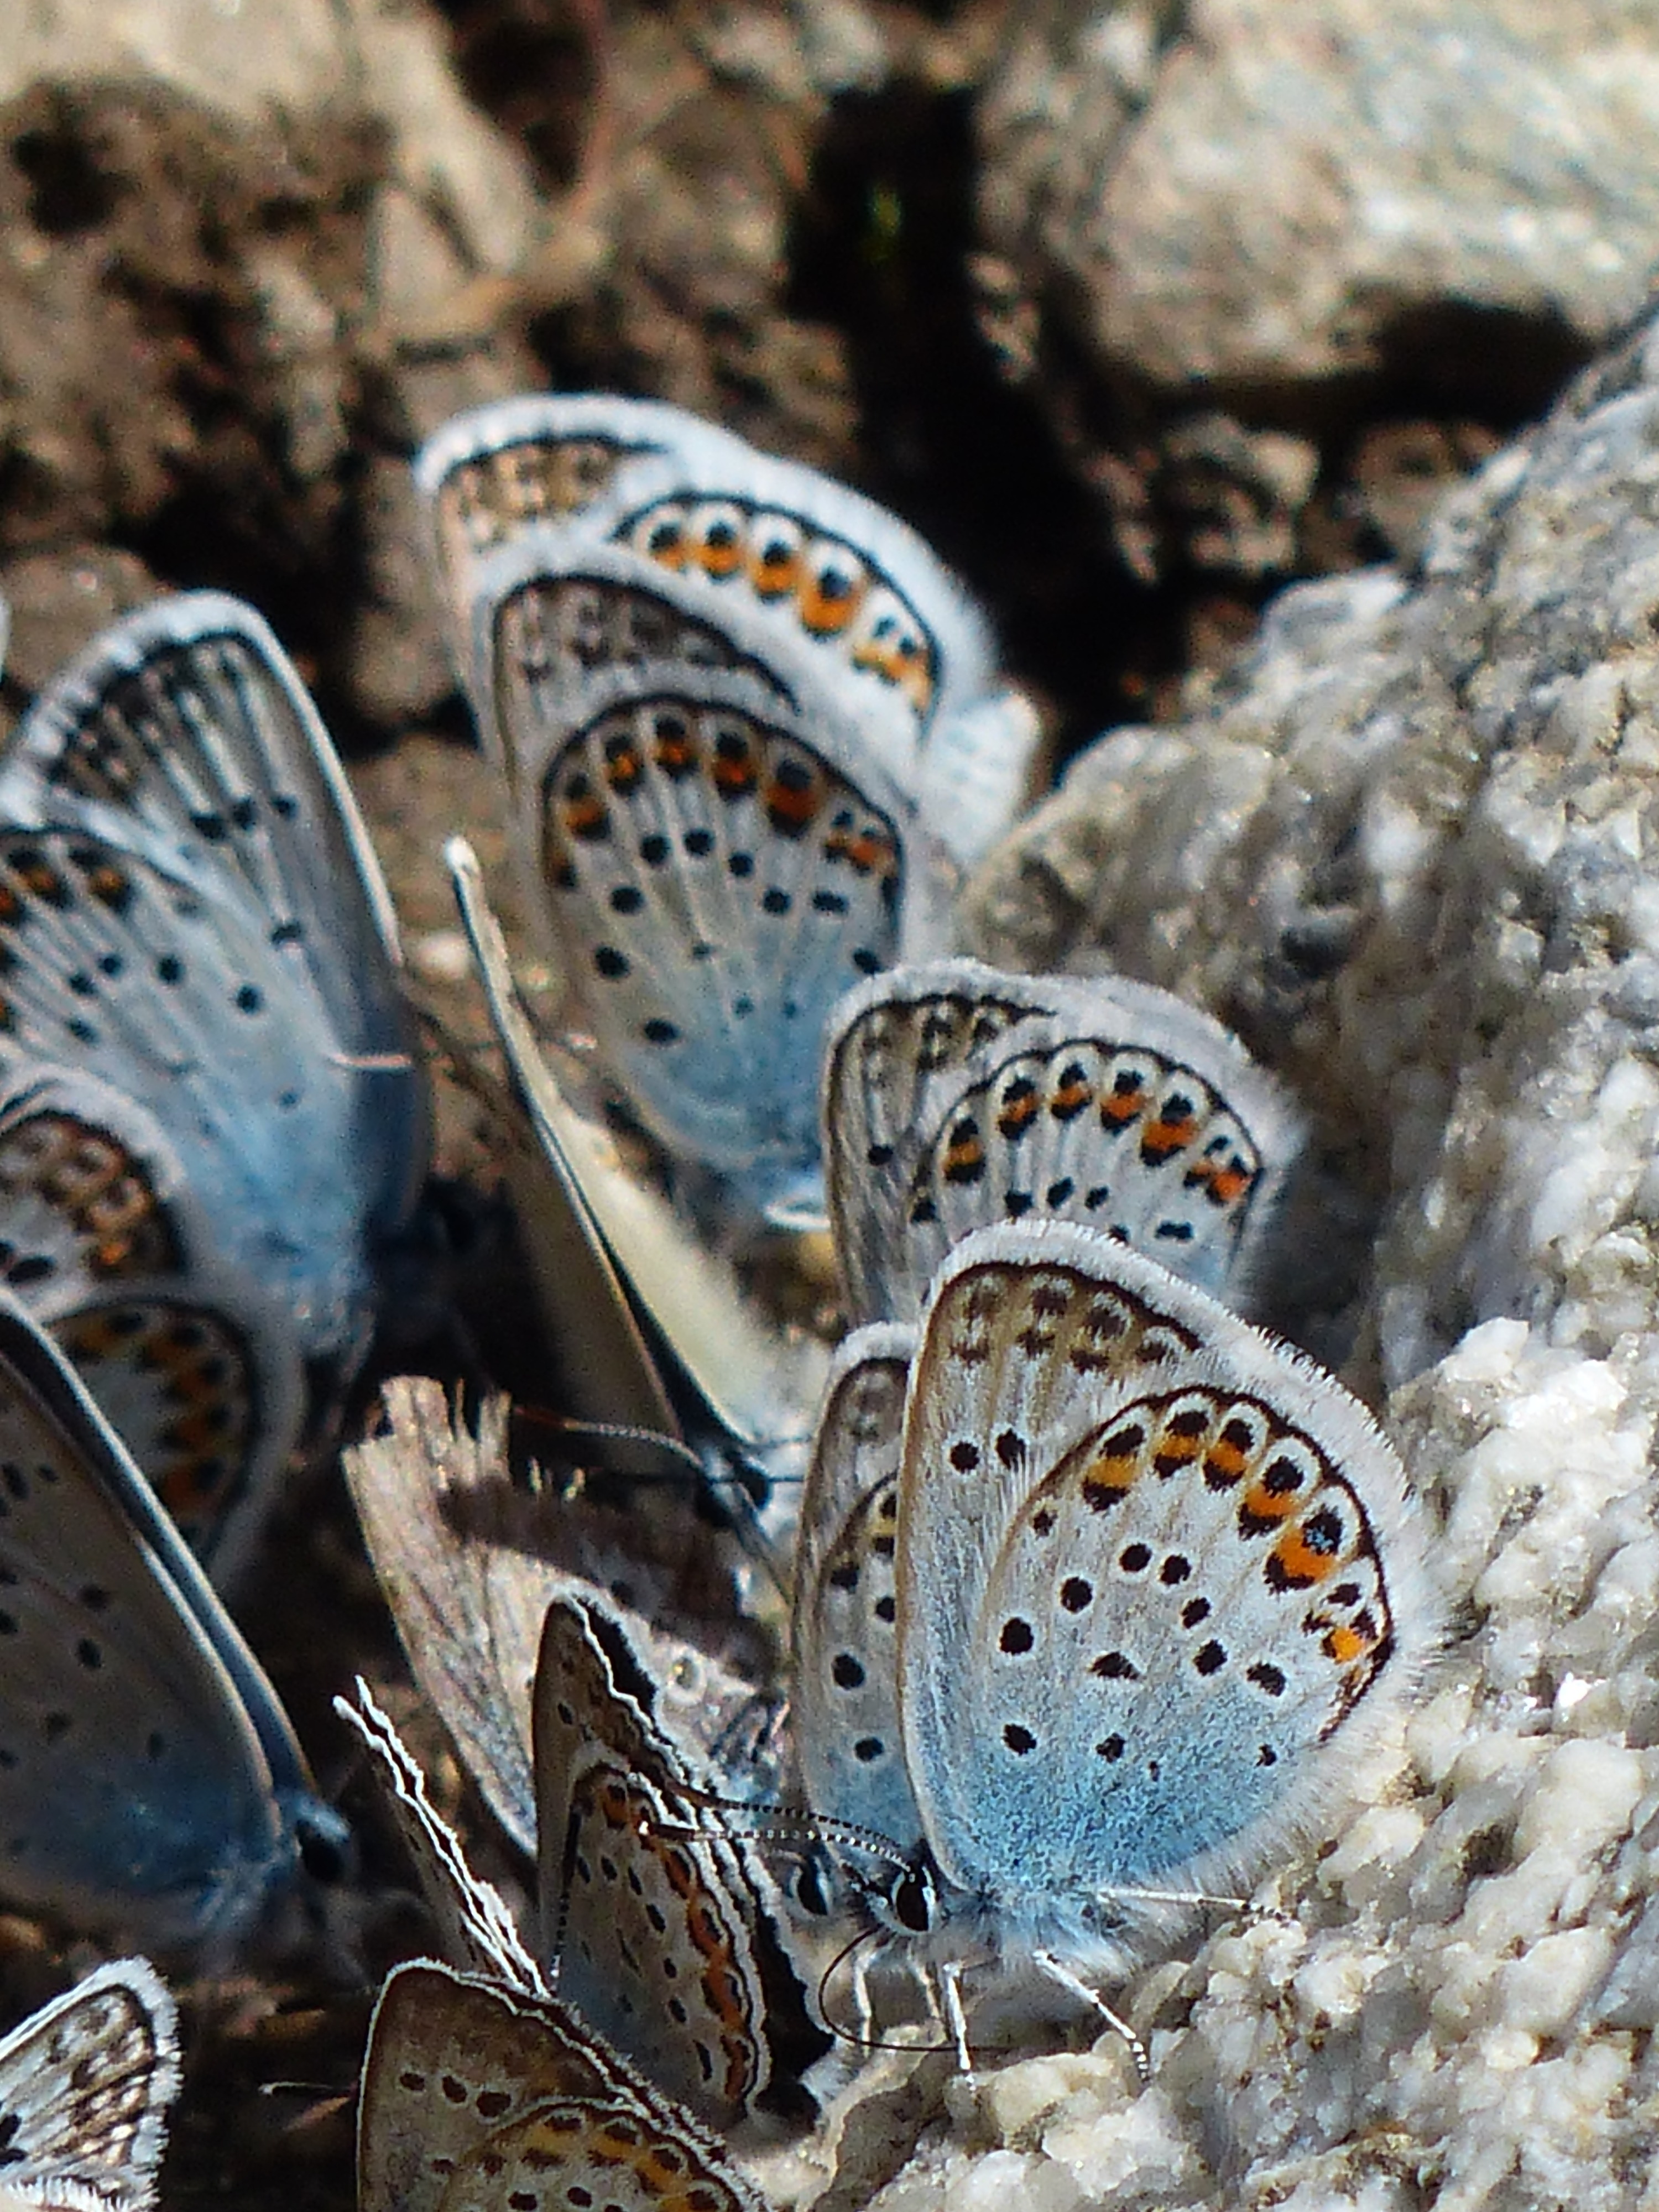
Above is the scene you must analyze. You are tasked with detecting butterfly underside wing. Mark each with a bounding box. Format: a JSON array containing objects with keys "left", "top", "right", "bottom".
[
  {"left": 336, "top": 1678, "right": 546, "bottom": 1994},
  {"left": 0, "top": 1291, "right": 341, "bottom": 1954},
  {"left": 474, "top": 650, "right": 946, "bottom": 1207},
  {"left": 343, "top": 1378, "right": 776, "bottom": 1858},
  {"left": 0, "top": 596, "right": 430, "bottom": 1575},
  {"left": 790, "top": 1326, "right": 922, "bottom": 1855},
  {"left": 895, "top": 1223, "right": 1427, "bottom": 1948},
  {"left": 358, "top": 1958, "right": 772, "bottom": 2212},
  {"left": 823, "top": 959, "right": 1305, "bottom": 1325},
  {"left": 533, "top": 1591, "right": 823, "bottom": 2128},
  {"left": 415, "top": 392, "right": 1038, "bottom": 866},
  {"left": 447, "top": 838, "right": 826, "bottom": 1559},
  {"left": 0, "top": 594, "right": 426, "bottom": 1238},
  {"left": 0, "top": 1958, "right": 179, "bottom": 2212},
  {"left": 0, "top": 1068, "right": 307, "bottom": 1583},
  {"left": 342, "top": 1691, "right": 775, "bottom": 2208}
]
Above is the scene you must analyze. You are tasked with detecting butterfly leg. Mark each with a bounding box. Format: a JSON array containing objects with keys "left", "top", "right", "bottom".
[
  {"left": 845, "top": 1941, "right": 880, "bottom": 2046},
  {"left": 936, "top": 1958, "right": 974, "bottom": 2076},
  {"left": 1031, "top": 1951, "right": 1150, "bottom": 2086}
]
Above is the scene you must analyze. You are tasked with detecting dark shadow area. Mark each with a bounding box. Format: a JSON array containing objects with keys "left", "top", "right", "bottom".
[
  {"left": 786, "top": 81, "right": 1177, "bottom": 753},
  {"left": 432, "top": 0, "right": 595, "bottom": 193}
]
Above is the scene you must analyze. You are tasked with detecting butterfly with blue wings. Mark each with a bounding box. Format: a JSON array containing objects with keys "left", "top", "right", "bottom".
[
  {"left": 0, "top": 1288, "right": 347, "bottom": 1957},
  {"left": 788, "top": 1220, "right": 1432, "bottom": 2072},
  {"left": 416, "top": 398, "right": 1022, "bottom": 1552},
  {"left": 0, "top": 593, "right": 429, "bottom": 1584}
]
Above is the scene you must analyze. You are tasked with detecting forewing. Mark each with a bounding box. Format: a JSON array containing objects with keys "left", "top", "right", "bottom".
[
  {"left": 531, "top": 1592, "right": 807, "bottom": 2126},
  {"left": 0, "top": 1070, "right": 307, "bottom": 1582},
  {"left": 357, "top": 1961, "right": 608, "bottom": 2212},
  {"left": 0, "top": 1296, "right": 305, "bottom": 1951},
  {"left": 447, "top": 841, "right": 826, "bottom": 1536},
  {"left": 897, "top": 1224, "right": 1423, "bottom": 1914},
  {"left": 508, "top": 662, "right": 911, "bottom": 1188},
  {"left": 821, "top": 960, "right": 1058, "bottom": 1322},
  {"left": 336, "top": 1679, "right": 544, "bottom": 1993}
]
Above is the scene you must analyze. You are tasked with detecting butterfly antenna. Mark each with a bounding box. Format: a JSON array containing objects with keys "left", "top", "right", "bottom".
[
  {"left": 815, "top": 1924, "right": 953, "bottom": 2057},
  {"left": 637, "top": 1783, "right": 914, "bottom": 1878}
]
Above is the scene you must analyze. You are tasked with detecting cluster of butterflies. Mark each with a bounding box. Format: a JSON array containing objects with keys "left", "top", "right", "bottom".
[{"left": 0, "top": 395, "right": 1430, "bottom": 2210}]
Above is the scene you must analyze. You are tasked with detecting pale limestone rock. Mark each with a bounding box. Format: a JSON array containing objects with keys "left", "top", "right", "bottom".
[
  {"left": 975, "top": 0, "right": 1659, "bottom": 573},
  {"left": 913, "top": 303, "right": 1659, "bottom": 2212}
]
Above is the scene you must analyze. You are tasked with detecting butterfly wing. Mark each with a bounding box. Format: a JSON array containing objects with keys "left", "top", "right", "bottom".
[
  {"left": 0, "top": 1959, "right": 178, "bottom": 2212},
  {"left": 448, "top": 839, "right": 826, "bottom": 1547},
  {"left": 344, "top": 1378, "right": 773, "bottom": 1857},
  {"left": 0, "top": 595, "right": 427, "bottom": 1240},
  {"left": 823, "top": 959, "right": 1055, "bottom": 1321},
  {"left": 358, "top": 1958, "right": 771, "bottom": 2212},
  {"left": 413, "top": 392, "right": 758, "bottom": 669},
  {"left": 896, "top": 1223, "right": 1427, "bottom": 1943},
  {"left": 0, "top": 1067, "right": 307, "bottom": 1583},
  {"left": 419, "top": 392, "right": 1032, "bottom": 867},
  {"left": 470, "top": 645, "right": 932, "bottom": 1201},
  {"left": 0, "top": 823, "right": 384, "bottom": 1363},
  {"left": 825, "top": 961, "right": 1304, "bottom": 1323},
  {"left": 357, "top": 1960, "right": 602, "bottom": 2212},
  {"left": 344, "top": 1386, "right": 550, "bottom": 1856},
  {"left": 471, "top": 533, "right": 803, "bottom": 821},
  {"left": 531, "top": 1589, "right": 815, "bottom": 2126},
  {"left": 790, "top": 1327, "right": 923, "bottom": 1854},
  {"left": 0, "top": 1293, "right": 332, "bottom": 1953},
  {"left": 336, "top": 1678, "right": 545, "bottom": 1994}
]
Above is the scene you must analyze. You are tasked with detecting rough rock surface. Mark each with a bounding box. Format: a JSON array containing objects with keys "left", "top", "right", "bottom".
[
  {"left": 943, "top": 306, "right": 1659, "bottom": 2211},
  {"left": 975, "top": 0, "right": 1659, "bottom": 577}
]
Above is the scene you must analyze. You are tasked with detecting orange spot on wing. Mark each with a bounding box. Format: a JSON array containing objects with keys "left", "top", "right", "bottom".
[
  {"left": 1270, "top": 1526, "right": 1340, "bottom": 1585},
  {"left": 1141, "top": 1114, "right": 1199, "bottom": 1160},
  {"left": 799, "top": 565, "right": 867, "bottom": 637},
  {"left": 1324, "top": 1623, "right": 1373, "bottom": 1666},
  {"left": 1198, "top": 1160, "right": 1253, "bottom": 1204},
  {"left": 765, "top": 775, "right": 821, "bottom": 828}
]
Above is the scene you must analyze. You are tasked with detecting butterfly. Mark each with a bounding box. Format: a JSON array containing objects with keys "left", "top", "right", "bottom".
[
  {"left": 343, "top": 1375, "right": 779, "bottom": 1861},
  {"left": 0, "top": 1288, "right": 347, "bottom": 1956},
  {"left": 531, "top": 1585, "right": 825, "bottom": 2127},
  {"left": 446, "top": 837, "right": 827, "bottom": 1564},
  {"left": 414, "top": 390, "right": 1041, "bottom": 869},
  {"left": 339, "top": 1687, "right": 774, "bottom": 2205},
  {"left": 357, "top": 1958, "right": 773, "bottom": 2212},
  {"left": 0, "top": 1957, "right": 179, "bottom": 2212},
  {"left": 821, "top": 957, "right": 1304, "bottom": 1326},
  {"left": 343, "top": 1663, "right": 817, "bottom": 2134},
  {"left": 418, "top": 393, "right": 1041, "bottom": 1222},
  {"left": 0, "top": 593, "right": 429, "bottom": 1583},
  {"left": 788, "top": 1219, "right": 1430, "bottom": 2069}
]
